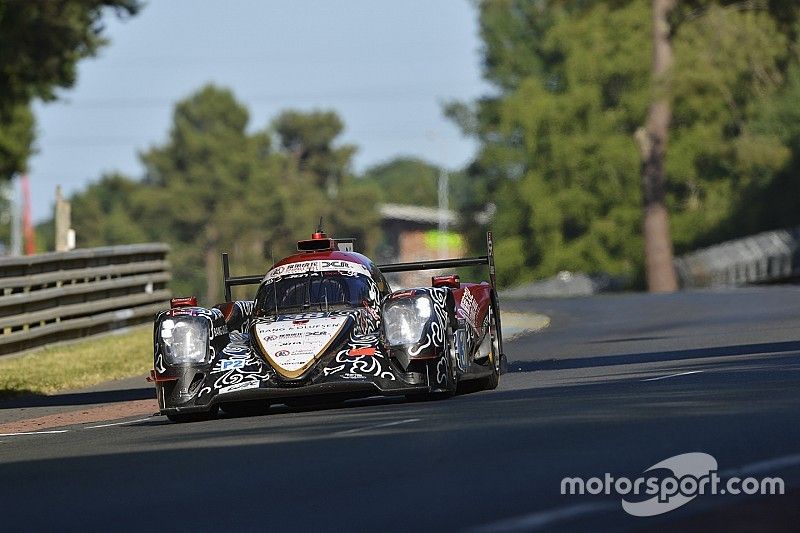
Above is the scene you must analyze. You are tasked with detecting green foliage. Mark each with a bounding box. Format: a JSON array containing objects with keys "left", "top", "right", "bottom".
[
  {"left": 71, "top": 173, "right": 148, "bottom": 246},
  {"left": 0, "top": 103, "right": 34, "bottom": 177},
  {"left": 361, "top": 157, "right": 440, "bottom": 206},
  {"left": 0, "top": 326, "right": 151, "bottom": 398},
  {"left": 0, "top": 0, "right": 140, "bottom": 180},
  {"left": 360, "top": 156, "right": 473, "bottom": 214},
  {"left": 0, "top": 0, "right": 140, "bottom": 105},
  {"left": 450, "top": 0, "right": 800, "bottom": 287},
  {"left": 69, "top": 86, "right": 381, "bottom": 304},
  {"left": 272, "top": 109, "right": 357, "bottom": 191},
  {"left": 139, "top": 85, "right": 283, "bottom": 303}
]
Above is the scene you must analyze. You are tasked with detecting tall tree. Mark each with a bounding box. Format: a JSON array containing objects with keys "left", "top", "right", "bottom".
[
  {"left": 360, "top": 156, "right": 469, "bottom": 209},
  {"left": 635, "top": 0, "right": 678, "bottom": 292},
  {"left": 141, "top": 85, "right": 280, "bottom": 303},
  {"left": 448, "top": 0, "right": 797, "bottom": 288},
  {"left": 69, "top": 173, "right": 148, "bottom": 246},
  {"left": 270, "top": 109, "right": 380, "bottom": 258},
  {"left": 272, "top": 110, "right": 356, "bottom": 195},
  {"left": 0, "top": 0, "right": 140, "bottom": 180},
  {"left": 66, "top": 91, "right": 382, "bottom": 302}
]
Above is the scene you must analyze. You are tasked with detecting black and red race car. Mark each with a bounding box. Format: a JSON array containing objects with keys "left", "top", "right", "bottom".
[{"left": 150, "top": 231, "right": 505, "bottom": 422}]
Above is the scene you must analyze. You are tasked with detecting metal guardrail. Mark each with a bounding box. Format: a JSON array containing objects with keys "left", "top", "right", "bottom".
[
  {"left": 0, "top": 243, "right": 171, "bottom": 355},
  {"left": 674, "top": 227, "right": 800, "bottom": 288}
]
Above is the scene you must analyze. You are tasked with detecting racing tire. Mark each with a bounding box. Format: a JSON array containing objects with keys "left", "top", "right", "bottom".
[
  {"left": 478, "top": 304, "right": 501, "bottom": 391},
  {"left": 166, "top": 405, "right": 219, "bottom": 423}
]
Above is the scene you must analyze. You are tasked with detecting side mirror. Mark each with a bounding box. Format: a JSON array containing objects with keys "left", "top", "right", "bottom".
[{"left": 432, "top": 274, "right": 460, "bottom": 289}]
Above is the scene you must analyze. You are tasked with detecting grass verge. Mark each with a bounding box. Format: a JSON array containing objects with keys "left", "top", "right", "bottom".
[{"left": 0, "top": 326, "right": 152, "bottom": 399}]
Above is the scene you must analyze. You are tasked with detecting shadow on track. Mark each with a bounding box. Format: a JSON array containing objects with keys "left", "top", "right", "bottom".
[
  {"left": 509, "top": 340, "right": 800, "bottom": 372},
  {"left": 0, "top": 387, "right": 155, "bottom": 409}
]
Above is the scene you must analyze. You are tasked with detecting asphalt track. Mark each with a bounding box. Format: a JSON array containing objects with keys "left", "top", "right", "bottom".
[{"left": 1, "top": 286, "right": 800, "bottom": 531}]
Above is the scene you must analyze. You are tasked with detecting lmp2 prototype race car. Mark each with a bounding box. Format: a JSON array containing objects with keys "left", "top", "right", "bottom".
[{"left": 150, "top": 231, "right": 506, "bottom": 422}]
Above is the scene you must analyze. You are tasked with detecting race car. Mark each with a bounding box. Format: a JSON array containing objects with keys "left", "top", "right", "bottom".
[{"left": 149, "top": 231, "right": 506, "bottom": 422}]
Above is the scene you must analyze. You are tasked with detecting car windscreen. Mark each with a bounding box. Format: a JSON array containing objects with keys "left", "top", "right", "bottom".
[{"left": 254, "top": 272, "right": 373, "bottom": 316}]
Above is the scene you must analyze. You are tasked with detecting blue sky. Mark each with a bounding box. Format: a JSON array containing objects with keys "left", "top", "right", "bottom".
[{"left": 26, "top": 0, "right": 489, "bottom": 221}]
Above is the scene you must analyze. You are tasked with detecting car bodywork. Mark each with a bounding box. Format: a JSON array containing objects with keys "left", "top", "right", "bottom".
[{"left": 150, "top": 232, "right": 505, "bottom": 421}]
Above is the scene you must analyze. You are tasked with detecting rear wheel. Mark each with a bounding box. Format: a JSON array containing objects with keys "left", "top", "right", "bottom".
[
  {"left": 479, "top": 305, "right": 501, "bottom": 390},
  {"left": 166, "top": 405, "right": 219, "bottom": 423}
]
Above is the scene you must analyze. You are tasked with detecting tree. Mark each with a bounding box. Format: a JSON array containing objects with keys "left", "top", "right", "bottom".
[
  {"left": 65, "top": 89, "right": 382, "bottom": 302},
  {"left": 272, "top": 110, "right": 356, "bottom": 194},
  {"left": 448, "top": 0, "right": 798, "bottom": 288},
  {"left": 362, "top": 157, "right": 440, "bottom": 206},
  {"left": 636, "top": 0, "right": 678, "bottom": 292},
  {"left": 70, "top": 173, "right": 148, "bottom": 246},
  {"left": 141, "top": 85, "right": 281, "bottom": 303},
  {"left": 0, "top": 104, "right": 33, "bottom": 181},
  {"left": 269, "top": 109, "right": 381, "bottom": 258},
  {"left": 0, "top": 0, "right": 140, "bottom": 180}
]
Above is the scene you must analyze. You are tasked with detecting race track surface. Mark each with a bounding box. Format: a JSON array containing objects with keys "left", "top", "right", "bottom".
[{"left": 1, "top": 286, "right": 799, "bottom": 531}]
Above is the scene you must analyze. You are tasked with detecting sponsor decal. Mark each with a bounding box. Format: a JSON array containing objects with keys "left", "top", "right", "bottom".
[
  {"left": 276, "top": 312, "right": 333, "bottom": 321},
  {"left": 219, "top": 380, "right": 260, "bottom": 394},
  {"left": 217, "top": 359, "right": 246, "bottom": 371},
  {"left": 341, "top": 372, "right": 366, "bottom": 380},
  {"left": 459, "top": 288, "right": 480, "bottom": 330},
  {"left": 265, "top": 260, "right": 371, "bottom": 280},
  {"left": 254, "top": 315, "right": 348, "bottom": 378},
  {"left": 212, "top": 325, "right": 229, "bottom": 337}
]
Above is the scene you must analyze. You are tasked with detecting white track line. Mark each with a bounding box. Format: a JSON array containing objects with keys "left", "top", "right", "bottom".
[
  {"left": 0, "top": 429, "right": 70, "bottom": 437},
  {"left": 470, "top": 451, "right": 800, "bottom": 531},
  {"left": 334, "top": 418, "right": 420, "bottom": 435},
  {"left": 84, "top": 417, "right": 154, "bottom": 429},
  {"left": 641, "top": 370, "right": 704, "bottom": 382}
]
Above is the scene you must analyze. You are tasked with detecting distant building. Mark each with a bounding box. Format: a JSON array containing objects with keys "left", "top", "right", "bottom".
[{"left": 378, "top": 203, "right": 465, "bottom": 288}]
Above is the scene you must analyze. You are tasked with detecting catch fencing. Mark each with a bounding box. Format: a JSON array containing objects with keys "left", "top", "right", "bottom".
[
  {"left": 0, "top": 243, "right": 171, "bottom": 356},
  {"left": 674, "top": 227, "right": 800, "bottom": 288}
]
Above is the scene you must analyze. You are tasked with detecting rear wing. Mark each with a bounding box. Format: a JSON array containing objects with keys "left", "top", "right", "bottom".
[
  {"left": 221, "top": 232, "right": 496, "bottom": 302},
  {"left": 377, "top": 232, "right": 497, "bottom": 288}
]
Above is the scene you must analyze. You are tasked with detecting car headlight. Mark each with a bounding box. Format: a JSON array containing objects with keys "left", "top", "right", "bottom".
[
  {"left": 383, "top": 296, "right": 433, "bottom": 346},
  {"left": 160, "top": 317, "right": 209, "bottom": 365}
]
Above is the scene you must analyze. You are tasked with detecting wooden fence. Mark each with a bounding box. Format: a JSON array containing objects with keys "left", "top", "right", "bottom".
[{"left": 0, "top": 243, "right": 171, "bottom": 356}]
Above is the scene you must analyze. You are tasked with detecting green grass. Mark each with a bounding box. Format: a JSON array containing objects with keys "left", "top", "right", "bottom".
[{"left": 0, "top": 326, "right": 152, "bottom": 398}]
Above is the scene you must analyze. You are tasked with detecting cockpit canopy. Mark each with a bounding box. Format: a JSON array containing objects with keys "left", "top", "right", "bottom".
[{"left": 254, "top": 271, "right": 374, "bottom": 316}]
